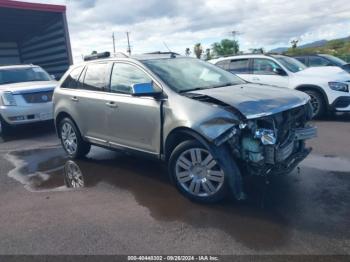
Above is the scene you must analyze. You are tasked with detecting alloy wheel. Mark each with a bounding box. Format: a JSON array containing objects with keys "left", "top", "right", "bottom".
[
  {"left": 175, "top": 148, "right": 225, "bottom": 197},
  {"left": 61, "top": 122, "right": 78, "bottom": 155},
  {"left": 64, "top": 160, "right": 84, "bottom": 188},
  {"left": 309, "top": 93, "right": 320, "bottom": 117}
]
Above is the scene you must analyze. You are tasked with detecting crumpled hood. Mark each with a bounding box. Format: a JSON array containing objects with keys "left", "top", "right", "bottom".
[
  {"left": 189, "top": 83, "right": 310, "bottom": 119},
  {"left": 294, "top": 66, "right": 350, "bottom": 81},
  {"left": 0, "top": 81, "right": 57, "bottom": 94}
]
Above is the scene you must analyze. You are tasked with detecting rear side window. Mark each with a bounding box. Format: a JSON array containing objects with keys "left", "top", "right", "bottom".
[
  {"left": 216, "top": 60, "right": 230, "bottom": 70},
  {"left": 295, "top": 57, "right": 307, "bottom": 65},
  {"left": 61, "top": 66, "right": 84, "bottom": 89},
  {"left": 83, "top": 63, "right": 109, "bottom": 91},
  {"left": 229, "top": 59, "right": 250, "bottom": 73},
  {"left": 110, "top": 63, "right": 152, "bottom": 94}
]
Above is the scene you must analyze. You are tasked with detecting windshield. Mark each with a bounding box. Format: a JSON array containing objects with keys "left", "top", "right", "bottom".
[
  {"left": 320, "top": 54, "right": 347, "bottom": 66},
  {"left": 0, "top": 67, "right": 51, "bottom": 85},
  {"left": 141, "top": 58, "right": 245, "bottom": 92},
  {"left": 274, "top": 56, "right": 307, "bottom": 73}
]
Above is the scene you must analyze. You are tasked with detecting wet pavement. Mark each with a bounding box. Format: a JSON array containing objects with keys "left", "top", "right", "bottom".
[{"left": 0, "top": 115, "right": 349, "bottom": 255}]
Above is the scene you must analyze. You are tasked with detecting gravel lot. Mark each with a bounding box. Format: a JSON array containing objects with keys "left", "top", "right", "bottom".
[{"left": 0, "top": 115, "right": 349, "bottom": 256}]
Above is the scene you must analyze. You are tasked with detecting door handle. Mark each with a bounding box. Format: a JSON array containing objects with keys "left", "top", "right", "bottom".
[
  {"left": 71, "top": 96, "right": 78, "bottom": 102},
  {"left": 252, "top": 77, "right": 260, "bottom": 81},
  {"left": 106, "top": 101, "right": 118, "bottom": 108}
]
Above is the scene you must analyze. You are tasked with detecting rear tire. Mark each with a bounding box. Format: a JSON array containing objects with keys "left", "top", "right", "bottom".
[
  {"left": 169, "top": 139, "right": 242, "bottom": 203},
  {"left": 58, "top": 117, "right": 91, "bottom": 159},
  {"left": 304, "top": 90, "right": 326, "bottom": 119}
]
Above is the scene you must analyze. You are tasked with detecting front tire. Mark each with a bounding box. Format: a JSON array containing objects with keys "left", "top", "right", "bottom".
[
  {"left": 304, "top": 90, "right": 326, "bottom": 119},
  {"left": 169, "top": 140, "right": 241, "bottom": 203},
  {"left": 0, "top": 116, "right": 11, "bottom": 136},
  {"left": 59, "top": 117, "right": 91, "bottom": 159}
]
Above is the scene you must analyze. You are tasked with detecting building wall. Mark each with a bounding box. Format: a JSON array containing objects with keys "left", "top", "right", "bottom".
[
  {"left": 0, "top": 42, "right": 20, "bottom": 65},
  {"left": 20, "top": 15, "right": 72, "bottom": 78}
]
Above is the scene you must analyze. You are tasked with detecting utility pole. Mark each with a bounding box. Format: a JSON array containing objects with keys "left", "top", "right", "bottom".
[
  {"left": 112, "top": 32, "right": 116, "bottom": 54},
  {"left": 126, "top": 32, "right": 131, "bottom": 55},
  {"left": 231, "top": 30, "right": 240, "bottom": 41}
]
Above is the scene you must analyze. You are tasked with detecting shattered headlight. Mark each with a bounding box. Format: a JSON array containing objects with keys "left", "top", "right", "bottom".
[
  {"left": 328, "top": 82, "right": 349, "bottom": 92},
  {"left": 254, "top": 129, "right": 277, "bottom": 145}
]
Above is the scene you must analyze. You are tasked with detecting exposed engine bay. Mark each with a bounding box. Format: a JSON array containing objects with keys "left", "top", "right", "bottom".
[
  {"left": 184, "top": 92, "right": 317, "bottom": 177},
  {"left": 227, "top": 103, "right": 317, "bottom": 176}
]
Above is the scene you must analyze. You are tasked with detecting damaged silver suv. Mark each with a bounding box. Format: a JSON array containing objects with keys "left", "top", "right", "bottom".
[{"left": 53, "top": 52, "right": 316, "bottom": 202}]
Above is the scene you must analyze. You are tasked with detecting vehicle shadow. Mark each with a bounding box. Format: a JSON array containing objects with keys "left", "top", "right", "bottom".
[
  {"left": 7, "top": 146, "right": 350, "bottom": 250},
  {"left": 0, "top": 120, "right": 55, "bottom": 143},
  {"left": 319, "top": 112, "right": 350, "bottom": 122}
]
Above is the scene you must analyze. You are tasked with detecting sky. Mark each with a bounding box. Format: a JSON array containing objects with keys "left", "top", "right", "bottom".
[{"left": 25, "top": 0, "right": 350, "bottom": 63}]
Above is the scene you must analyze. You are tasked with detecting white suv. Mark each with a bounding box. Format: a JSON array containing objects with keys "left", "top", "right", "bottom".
[
  {"left": 210, "top": 54, "right": 350, "bottom": 118},
  {"left": 0, "top": 65, "right": 57, "bottom": 135}
]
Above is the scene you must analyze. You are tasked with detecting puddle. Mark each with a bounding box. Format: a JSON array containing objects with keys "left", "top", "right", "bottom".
[{"left": 4, "top": 147, "right": 350, "bottom": 249}]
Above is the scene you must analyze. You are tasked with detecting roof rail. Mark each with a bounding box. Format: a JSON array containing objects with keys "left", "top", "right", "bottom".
[
  {"left": 83, "top": 51, "right": 111, "bottom": 61},
  {"left": 145, "top": 51, "right": 180, "bottom": 55},
  {"left": 112, "top": 52, "right": 129, "bottom": 58}
]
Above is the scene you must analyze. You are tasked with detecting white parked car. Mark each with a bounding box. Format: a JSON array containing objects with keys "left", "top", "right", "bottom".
[
  {"left": 0, "top": 65, "right": 57, "bottom": 135},
  {"left": 210, "top": 54, "right": 350, "bottom": 118}
]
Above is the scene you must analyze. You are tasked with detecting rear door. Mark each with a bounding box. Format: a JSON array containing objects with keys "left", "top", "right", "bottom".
[
  {"left": 228, "top": 58, "right": 253, "bottom": 82},
  {"left": 217, "top": 58, "right": 252, "bottom": 82},
  {"left": 251, "top": 58, "right": 289, "bottom": 88},
  {"left": 73, "top": 62, "right": 112, "bottom": 144}
]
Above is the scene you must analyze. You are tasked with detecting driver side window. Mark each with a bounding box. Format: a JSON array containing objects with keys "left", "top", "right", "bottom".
[
  {"left": 253, "top": 58, "right": 283, "bottom": 75},
  {"left": 309, "top": 56, "right": 331, "bottom": 67},
  {"left": 110, "top": 63, "right": 152, "bottom": 94}
]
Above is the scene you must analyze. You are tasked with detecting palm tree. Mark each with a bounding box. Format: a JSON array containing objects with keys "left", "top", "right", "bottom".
[{"left": 193, "top": 43, "right": 203, "bottom": 59}]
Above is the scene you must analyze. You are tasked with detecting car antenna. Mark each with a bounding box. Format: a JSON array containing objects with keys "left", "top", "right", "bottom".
[{"left": 163, "top": 42, "right": 176, "bottom": 58}]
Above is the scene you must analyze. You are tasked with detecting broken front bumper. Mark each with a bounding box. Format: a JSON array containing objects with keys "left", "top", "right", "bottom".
[
  {"left": 241, "top": 125, "right": 317, "bottom": 176},
  {"left": 264, "top": 125, "right": 317, "bottom": 164}
]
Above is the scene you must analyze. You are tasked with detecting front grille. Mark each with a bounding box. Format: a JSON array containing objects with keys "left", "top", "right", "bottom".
[{"left": 22, "top": 91, "right": 53, "bottom": 103}]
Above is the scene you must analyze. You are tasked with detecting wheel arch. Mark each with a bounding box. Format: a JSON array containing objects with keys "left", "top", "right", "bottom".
[
  {"left": 295, "top": 84, "right": 329, "bottom": 107},
  {"left": 164, "top": 127, "right": 210, "bottom": 162},
  {"left": 55, "top": 111, "right": 80, "bottom": 138}
]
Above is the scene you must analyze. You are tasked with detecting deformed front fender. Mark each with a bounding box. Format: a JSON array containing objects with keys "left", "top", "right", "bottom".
[{"left": 196, "top": 117, "right": 239, "bottom": 146}]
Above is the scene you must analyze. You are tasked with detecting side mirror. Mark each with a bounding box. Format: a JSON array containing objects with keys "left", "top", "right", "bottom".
[
  {"left": 50, "top": 74, "right": 57, "bottom": 80},
  {"left": 131, "top": 82, "right": 162, "bottom": 97},
  {"left": 274, "top": 68, "right": 287, "bottom": 76}
]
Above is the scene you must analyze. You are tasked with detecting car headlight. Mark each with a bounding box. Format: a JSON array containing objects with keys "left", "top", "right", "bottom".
[
  {"left": 1, "top": 91, "right": 17, "bottom": 106},
  {"left": 328, "top": 82, "right": 349, "bottom": 92}
]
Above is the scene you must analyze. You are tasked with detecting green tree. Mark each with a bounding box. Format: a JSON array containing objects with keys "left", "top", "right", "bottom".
[
  {"left": 193, "top": 43, "right": 203, "bottom": 59},
  {"left": 212, "top": 39, "right": 239, "bottom": 56}
]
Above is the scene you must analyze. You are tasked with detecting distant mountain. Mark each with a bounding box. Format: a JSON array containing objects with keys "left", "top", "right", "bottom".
[
  {"left": 269, "top": 47, "right": 288, "bottom": 53},
  {"left": 300, "top": 40, "right": 327, "bottom": 48},
  {"left": 269, "top": 36, "right": 350, "bottom": 54}
]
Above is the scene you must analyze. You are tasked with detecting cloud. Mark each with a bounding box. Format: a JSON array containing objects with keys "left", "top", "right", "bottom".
[{"left": 25, "top": 0, "right": 350, "bottom": 62}]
